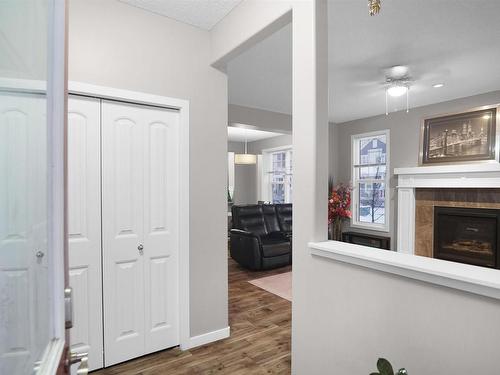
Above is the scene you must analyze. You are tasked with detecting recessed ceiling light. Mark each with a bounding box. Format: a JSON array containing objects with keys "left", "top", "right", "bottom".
[{"left": 432, "top": 83, "right": 444, "bottom": 88}]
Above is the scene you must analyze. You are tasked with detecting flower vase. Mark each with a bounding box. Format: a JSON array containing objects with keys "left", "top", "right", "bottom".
[{"left": 330, "top": 218, "right": 343, "bottom": 241}]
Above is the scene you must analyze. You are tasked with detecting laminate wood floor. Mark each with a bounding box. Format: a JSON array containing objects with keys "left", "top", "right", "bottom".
[{"left": 93, "top": 258, "right": 292, "bottom": 375}]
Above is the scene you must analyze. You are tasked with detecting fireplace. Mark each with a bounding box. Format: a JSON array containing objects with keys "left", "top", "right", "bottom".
[{"left": 434, "top": 206, "right": 500, "bottom": 269}]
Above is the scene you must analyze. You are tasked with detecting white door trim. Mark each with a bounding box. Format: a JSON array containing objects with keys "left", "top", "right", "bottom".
[
  {"left": 68, "top": 81, "right": 191, "bottom": 351},
  {"left": 68, "top": 82, "right": 188, "bottom": 111},
  {"left": 40, "top": 0, "right": 68, "bottom": 373},
  {"left": 0, "top": 0, "right": 67, "bottom": 366}
]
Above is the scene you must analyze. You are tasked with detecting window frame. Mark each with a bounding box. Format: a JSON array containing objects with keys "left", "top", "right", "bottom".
[
  {"left": 351, "top": 129, "right": 390, "bottom": 232},
  {"left": 261, "top": 145, "right": 293, "bottom": 204}
]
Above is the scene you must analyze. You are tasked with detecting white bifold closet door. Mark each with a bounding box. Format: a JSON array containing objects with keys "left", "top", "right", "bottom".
[
  {"left": 101, "top": 100, "right": 180, "bottom": 367},
  {"left": 67, "top": 96, "right": 103, "bottom": 371}
]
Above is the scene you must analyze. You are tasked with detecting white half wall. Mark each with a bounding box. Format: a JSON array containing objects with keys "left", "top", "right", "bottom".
[
  {"left": 68, "top": 0, "right": 228, "bottom": 338},
  {"left": 305, "top": 250, "right": 500, "bottom": 374}
]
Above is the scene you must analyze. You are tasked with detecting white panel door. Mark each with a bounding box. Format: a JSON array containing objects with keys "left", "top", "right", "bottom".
[
  {"left": 143, "top": 107, "right": 179, "bottom": 353},
  {"left": 0, "top": 92, "right": 48, "bottom": 374},
  {"left": 67, "top": 95, "right": 103, "bottom": 371},
  {"left": 102, "top": 101, "right": 146, "bottom": 366},
  {"left": 102, "top": 100, "right": 180, "bottom": 366}
]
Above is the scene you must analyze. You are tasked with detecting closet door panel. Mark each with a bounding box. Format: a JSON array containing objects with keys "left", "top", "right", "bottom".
[
  {"left": 102, "top": 101, "right": 145, "bottom": 366},
  {"left": 67, "top": 96, "right": 103, "bottom": 371},
  {"left": 143, "top": 109, "right": 180, "bottom": 352}
]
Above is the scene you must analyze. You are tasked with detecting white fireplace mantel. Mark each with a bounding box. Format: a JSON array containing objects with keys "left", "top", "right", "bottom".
[{"left": 394, "top": 163, "right": 500, "bottom": 254}]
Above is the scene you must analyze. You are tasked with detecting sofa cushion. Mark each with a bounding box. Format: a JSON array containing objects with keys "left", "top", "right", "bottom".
[
  {"left": 232, "top": 205, "right": 268, "bottom": 237},
  {"left": 262, "top": 204, "right": 281, "bottom": 233},
  {"left": 260, "top": 235, "right": 291, "bottom": 257},
  {"left": 276, "top": 203, "right": 292, "bottom": 233}
]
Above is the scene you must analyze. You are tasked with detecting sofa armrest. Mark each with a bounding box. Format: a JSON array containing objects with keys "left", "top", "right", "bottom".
[
  {"left": 230, "top": 228, "right": 262, "bottom": 241},
  {"left": 229, "top": 229, "right": 263, "bottom": 270}
]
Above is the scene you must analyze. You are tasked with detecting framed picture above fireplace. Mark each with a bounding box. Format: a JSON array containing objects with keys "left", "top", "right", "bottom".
[{"left": 420, "top": 106, "right": 498, "bottom": 165}]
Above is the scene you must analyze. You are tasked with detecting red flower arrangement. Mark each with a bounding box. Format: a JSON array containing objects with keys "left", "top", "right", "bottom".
[
  {"left": 328, "top": 183, "right": 352, "bottom": 240},
  {"left": 328, "top": 184, "right": 352, "bottom": 224}
]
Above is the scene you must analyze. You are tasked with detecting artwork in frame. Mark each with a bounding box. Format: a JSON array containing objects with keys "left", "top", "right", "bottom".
[{"left": 420, "top": 106, "right": 497, "bottom": 165}]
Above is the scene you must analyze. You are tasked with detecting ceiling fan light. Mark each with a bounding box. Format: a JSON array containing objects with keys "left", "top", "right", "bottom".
[
  {"left": 235, "top": 153, "right": 257, "bottom": 165},
  {"left": 387, "top": 85, "right": 408, "bottom": 97}
]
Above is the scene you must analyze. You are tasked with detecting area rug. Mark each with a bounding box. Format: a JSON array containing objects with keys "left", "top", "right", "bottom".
[{"left": 249, "top": 272, "right": 292, "bottom": 301}]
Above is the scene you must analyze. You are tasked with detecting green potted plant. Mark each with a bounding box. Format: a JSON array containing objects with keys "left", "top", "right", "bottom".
[{"left": 370, "top": 358, "right": 407, "bottom": 375}]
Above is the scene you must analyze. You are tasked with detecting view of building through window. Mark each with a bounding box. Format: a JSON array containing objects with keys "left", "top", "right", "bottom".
[
  {"left": 352, "top": 131, "right": 389, "bottom": 229},
  {"left": 269, "top": 149, "right": 293, "bottom": 203}
]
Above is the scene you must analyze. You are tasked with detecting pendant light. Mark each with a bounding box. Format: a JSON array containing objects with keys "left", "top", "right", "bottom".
[{"left": 235, "top": 128, "right": 257, "bottom": 165}]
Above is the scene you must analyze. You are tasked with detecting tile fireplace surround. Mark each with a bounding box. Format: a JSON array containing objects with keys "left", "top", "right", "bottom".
[
  {"left": 415, "top": 189, "right": 500, "bottom": 259},
  {"left": 394, "top": 163, "right": 500, "bottom": 255}
]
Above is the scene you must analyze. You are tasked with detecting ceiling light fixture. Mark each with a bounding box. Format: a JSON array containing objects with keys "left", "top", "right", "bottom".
[
  {"left": 432, "top": 83, "right": 444, "bottom": 88},
  {"left": 368, "top": 0, "right": 381, "bottom": 16},
  {"left": 234, "top": 128, "right": 257, "bottom": 165},
  {"left": 384, "top": 66, "right": 412, "bottom": 115},
  {"left": 387, "top": 84, "right": 408, "bottom": 97},
  {"left": 385, "top": 81, "right": 410, "bottom": 115}
]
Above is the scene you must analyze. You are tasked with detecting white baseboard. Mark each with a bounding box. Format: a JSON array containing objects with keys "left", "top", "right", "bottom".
[{"left": 181, "top": 326, "right": 230, "bottom": 350}]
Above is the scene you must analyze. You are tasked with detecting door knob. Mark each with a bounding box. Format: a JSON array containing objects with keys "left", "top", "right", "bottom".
[
  {"left": 138, "top": 243, "right": 144, "bottom": 254},
  {"left": 66, "top": 351, "right": 89, "bottom": 375},
  {"left": 35, "top": 250, "right": 44, "bottom": 258}
]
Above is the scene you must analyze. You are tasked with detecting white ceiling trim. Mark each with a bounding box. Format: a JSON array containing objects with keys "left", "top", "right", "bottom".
[{"left": 228, "top": 126, "right": 285, "bottom": 143}]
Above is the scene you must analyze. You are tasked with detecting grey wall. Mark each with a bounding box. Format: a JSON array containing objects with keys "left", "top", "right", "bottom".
[
  {"left": 332, "top": 90, "right": 500, "bottom": 249},
  {"left": 69, "top": 0, "right": 228, "bottom": 337},
  {"left": 328, "top": 121, "right": 339, "bottom": 184},
  {"left": 247, "top": 134, "right": 292, "bottom": 154},
  {"left": 229, "top": 104, "right": 292, "bottom": 133},
  {"left": 229, "top": 134, "right": 292, "bottom": 205},
  {"left": 228, "top": 141, "right": 244, "bottom": 153},
  {"left": 228, "top": 141, "right": 255, "bottom": 205}
]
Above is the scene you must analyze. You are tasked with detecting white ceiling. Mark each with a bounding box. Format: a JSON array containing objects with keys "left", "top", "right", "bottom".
[
  {"left": 228, "top": 126, "right": 285, "bottom": 143},
  {"left": 227, "top": 0, "right": 500, "bottom": 123},
  {"left": 227, "top": 23, "right": 292, "bottom": 115},
  {"left": 117, "top": 0, "right": 242, "bottom": 30}
]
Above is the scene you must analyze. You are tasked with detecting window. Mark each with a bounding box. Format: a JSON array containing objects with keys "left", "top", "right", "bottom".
[
  {"left": 262, "top": 147, "right": 293, "bottom": 203},
  {"left": 351, "top": 130, "right": 390, "bottom": 231}
]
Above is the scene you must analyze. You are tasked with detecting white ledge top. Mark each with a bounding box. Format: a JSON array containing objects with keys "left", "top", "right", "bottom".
[
  {"left": 309, "top": 240, "right": 500, "bottom": 300},
  {"left": 394, "top": 163, "right": 500, "bottom": 176}
]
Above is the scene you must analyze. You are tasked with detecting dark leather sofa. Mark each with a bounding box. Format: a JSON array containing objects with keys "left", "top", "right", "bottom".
[{"left": 230, "top": 204, "right": 292, "bottom": 270}]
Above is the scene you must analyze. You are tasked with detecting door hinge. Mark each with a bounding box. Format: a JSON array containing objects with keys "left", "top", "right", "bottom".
[{"left": 65, "top": 287, "right": 73, "bottom": 329}]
